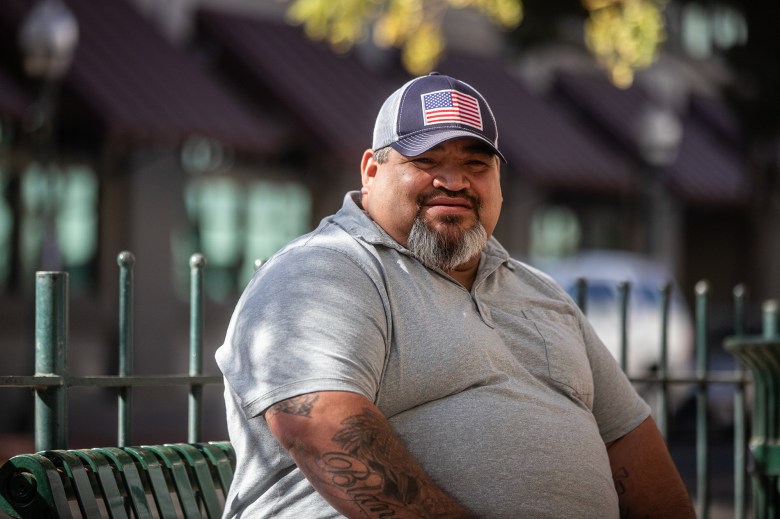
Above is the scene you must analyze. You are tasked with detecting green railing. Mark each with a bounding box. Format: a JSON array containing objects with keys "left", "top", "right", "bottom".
[
  {"left": 0, "top": 252, "right": 769, "bottom": 518},
  {"left": 574, "top": 278, "right": 752, "bottom": 519},
  {"left": 0, "top": 252, "right": 222, "bottom": 451},
  {"left": 725, "top": 300, "right": 780, "bottom": 519}
]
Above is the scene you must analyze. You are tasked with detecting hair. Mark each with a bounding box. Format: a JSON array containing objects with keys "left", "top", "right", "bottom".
[
  {"left": 373, "top": 146, "right": 392, "bottom": 164},
  {"left": 407, "top": 215, "right": 488, "bottom": 272}
]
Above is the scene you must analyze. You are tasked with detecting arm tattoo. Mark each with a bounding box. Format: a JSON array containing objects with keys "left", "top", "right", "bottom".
[
  {"left": 613, "top": 466, "right": 629, "bottom": 496},
  {"left": 267, "top": 394, "right": 319, "bottom": 419},
  {"left": 310, "top": 408, "right": 466, "bottom": 518},
  {"left": 614, "top": 467, "right": 651, "bottom": 519}
]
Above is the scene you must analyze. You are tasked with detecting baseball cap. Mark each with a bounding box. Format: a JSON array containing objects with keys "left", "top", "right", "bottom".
[{"left": 372, "top": 72, "right": 506, "bottom": 163}]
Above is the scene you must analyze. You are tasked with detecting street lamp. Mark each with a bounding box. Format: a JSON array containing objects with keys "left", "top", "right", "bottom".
[
  {"left": 18, "top": 0, "right": 78, "bottom": 140},
  {"left": 637, "top": 104, "right": 682, "bottom": 169},
  {"left": 636, "top": 102, "right": 684, "bottom": 276},
  {"left": 17, "top": 0, "right": 79, "bottom": 271},
  {"left": 19, "top": 0, "right": 79, "bottom": 82}
]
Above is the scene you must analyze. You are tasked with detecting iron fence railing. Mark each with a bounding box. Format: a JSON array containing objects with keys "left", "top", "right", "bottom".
[
  {"left": 0, "top": 251, "right": 771, "bottom": 518},
  {"left": 725, "top": 302, "right": 780, "bottom": 519},
  {"left": 572, "top": 278, "right": 754, "bottom": 519},
  {"left": 0, "top": 252, "right": 222, "bottom": 452}
]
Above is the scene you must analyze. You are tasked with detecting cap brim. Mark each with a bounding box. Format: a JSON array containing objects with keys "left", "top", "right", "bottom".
[{"left": 389, "top": 129, "right": 507, "bottom": 164}]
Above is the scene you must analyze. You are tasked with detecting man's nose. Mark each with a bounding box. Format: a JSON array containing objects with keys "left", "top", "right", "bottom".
[{"left": 432, "top": 168, "right": 469, "bottom": 191}]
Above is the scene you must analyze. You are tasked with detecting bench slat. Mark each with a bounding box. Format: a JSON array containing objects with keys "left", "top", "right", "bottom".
[
  {"left": 72, "top": 450, "right": 130, "bottom": 519},
  {"left": 45, "top": 451, "right": 103, "bottom": 518},
  {"left": 123, "top": 446, "right": 181, "bottom": 518},
  {"left": 96, "top": 447, "right": 155, "bottom": 517},
  {"left": 1, "top": 442, "right": 235, "bottom": 518},
  {"left": 200, "top": 442, "right": 234, "bottom": 493},
  {"left": 144, "top": 446, "right": 202, "bottom": 518},
  {"left": 168, "top": 444, "right": 224, "bottom": 518}
]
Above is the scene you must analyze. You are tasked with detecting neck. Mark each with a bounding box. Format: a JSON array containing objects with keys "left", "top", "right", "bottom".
[{"left": 445, "top": 255, "right": 481, "bottom": 291}]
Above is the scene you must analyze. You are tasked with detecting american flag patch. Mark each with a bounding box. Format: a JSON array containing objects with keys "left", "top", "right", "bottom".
[{"left": 422, "top": 89, "right": 482, "bottom": 130}]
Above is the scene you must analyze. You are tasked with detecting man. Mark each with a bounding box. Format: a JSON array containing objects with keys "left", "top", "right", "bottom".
[{"left": 216, "top": 72, "right": 695, "bottom": 518}]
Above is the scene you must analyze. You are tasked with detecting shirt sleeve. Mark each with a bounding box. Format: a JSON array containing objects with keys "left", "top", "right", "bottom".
[{"left": 215, "top": 244, "right": 389, "bottom": 419}]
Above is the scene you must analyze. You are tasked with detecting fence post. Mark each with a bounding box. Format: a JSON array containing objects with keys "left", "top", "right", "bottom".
[
  {"left": 188, "top": 253, "right": 206, "bottom": 443},
  {"left": 656, "top": 282, "right": 671, "bottom": 439},
  {"left": 725, "top": 298, "right": 780, "bottom": 519},
  {"left": 34, "top": 271, "right": 68, "bottom": 452},
  {"left": 733, "top": 284, "right": 748, "bottom": 519},
  {"left": 117, "top": 251, "right": 135, "bottom": 447},
  {"left": 618, "top": 281, "right": 630, "bottom": 374},
  {"left": 694, "top": 280, "right": 711, "bottom": 518}
]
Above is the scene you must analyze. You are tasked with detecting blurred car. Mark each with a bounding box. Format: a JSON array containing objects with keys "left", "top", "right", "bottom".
[{"left": 534, "top": 250, "right": 695, "bottom": 413}]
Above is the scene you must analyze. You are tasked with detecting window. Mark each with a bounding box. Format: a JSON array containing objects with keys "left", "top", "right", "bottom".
[
  {"left": 20, "top": 162, "right": 98, "bottom": 291},
  {"left": 681, "top": 3, "right": 747, "bottom": 59},
  {"left": 530, "top": 206, "right": 581, "bottom": 260},
  {"left": 0, "top": 160, "right": 98, "bottom": 294},
  {"left": 174, "top": 176, "right": 312, "bottom": 301}
]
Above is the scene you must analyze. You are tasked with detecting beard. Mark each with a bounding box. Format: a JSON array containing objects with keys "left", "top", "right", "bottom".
[{"left": 407, "top": 191, "right": 489, "bottom": 271}]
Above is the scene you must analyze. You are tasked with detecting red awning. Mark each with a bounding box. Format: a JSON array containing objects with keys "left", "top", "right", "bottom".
[
  {"left": 554, "top": 72, "right": 749, "bottom": 206},
  {"left": 0, "top": 0, "right": 281, "bottom": 155},
  {"left": 196, "top": 9, "right": 397, "bottom": 163},
  {"left": 197, "top": 11, "right": 636, "bottom": 194}
]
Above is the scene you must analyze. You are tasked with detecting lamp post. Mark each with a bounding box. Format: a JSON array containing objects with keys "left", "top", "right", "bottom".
[
  {"left": 18, "top": 0, "right": 78, "bottom": 271},
  {"left": 636, "top": 102, "right": 683, "bottom": 276},
  {"left": 19, "top": 0, "right": 79, "bottom": 81},
  {"left": 19, "top": 0, "right": 78, "bottom": 148}
]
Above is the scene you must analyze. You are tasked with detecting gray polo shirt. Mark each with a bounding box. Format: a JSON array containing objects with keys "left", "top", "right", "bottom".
[{"left": 216, "top": 192, "right": 650, "bottom": 518}]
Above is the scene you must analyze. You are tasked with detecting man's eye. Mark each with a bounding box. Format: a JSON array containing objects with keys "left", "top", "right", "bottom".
[
  {"left": 412, "top": 157, "right": 435, "bottom": 165},
  {"left": 467, "top": 159, "right": 489, "bottom": 168}
]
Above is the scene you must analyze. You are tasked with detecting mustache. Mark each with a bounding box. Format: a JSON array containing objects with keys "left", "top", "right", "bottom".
[{"left": 415, "top": 188, "right": 481, "bottom": 211}]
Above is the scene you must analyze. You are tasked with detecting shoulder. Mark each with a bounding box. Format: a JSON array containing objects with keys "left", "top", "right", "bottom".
[
  {"left": 505, "top": 257, "right": 574, "bottom": 301},
  {"left": 269, "top": 218, "right": 385, "bottom": 281},
  {"left": 235, "top": 218, "right": 390, "bottom": 314}
]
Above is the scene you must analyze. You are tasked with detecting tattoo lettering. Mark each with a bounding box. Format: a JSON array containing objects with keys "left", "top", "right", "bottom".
[
  {"left": 321, "top": 452, "right": 406, "bottom": 517},
  {"left": 613, "top": 467, "right": 651, "bottom": 519},
  {"left": 315, "top": 408, "right": 456, "bottom": 518},
  {"left": 267, "top": 394, "right": 319, "bottom": 418},
  {"left": 613, "top": 466, "right": 629, "bottom": 495}
]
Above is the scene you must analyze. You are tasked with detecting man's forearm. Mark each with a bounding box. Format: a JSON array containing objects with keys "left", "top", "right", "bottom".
[
  {"left": 607, "top": 416, "right": 695, "bottom": 518},
  {"left": 267, "top": 392, "right": 475, "bottom": 519}
]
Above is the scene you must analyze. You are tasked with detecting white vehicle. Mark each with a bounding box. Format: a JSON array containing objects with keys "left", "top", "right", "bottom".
[{"left": 535, "top": 251, "right": 695, "bottom": 412}]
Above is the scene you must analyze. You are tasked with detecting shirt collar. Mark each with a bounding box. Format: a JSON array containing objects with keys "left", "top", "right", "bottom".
[{"left": 334, "top": 191, "right": 408, "bottom": 252}]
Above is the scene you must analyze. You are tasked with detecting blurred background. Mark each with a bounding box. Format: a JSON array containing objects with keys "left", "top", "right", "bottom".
[{"left": 0, "top": 0, "right": 777, "bottom": 514}]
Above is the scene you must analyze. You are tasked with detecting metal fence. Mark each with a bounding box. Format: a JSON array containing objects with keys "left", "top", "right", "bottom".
[
  {"left": 0, "top": 251, "right": 766, "bottom": 518},
  {"left": 0, "top": 252, "right": 222, "bottom": 452},
  {"left": 572, "top": 278, "right": 753, "bottom": 519}
]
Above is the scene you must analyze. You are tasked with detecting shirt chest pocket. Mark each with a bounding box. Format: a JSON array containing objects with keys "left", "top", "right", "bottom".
[{"left": 515, "top": 308, "right": 595, "bottom": 408}]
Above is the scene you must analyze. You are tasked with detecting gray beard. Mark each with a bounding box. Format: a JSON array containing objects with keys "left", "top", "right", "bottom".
[{"left": 407, "top": 215, "right": 488, "bottom": 272}]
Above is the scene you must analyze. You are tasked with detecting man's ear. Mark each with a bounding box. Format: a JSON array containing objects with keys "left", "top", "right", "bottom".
[{"left": 360, "top": 149, "right": 378, "bottom": 190}]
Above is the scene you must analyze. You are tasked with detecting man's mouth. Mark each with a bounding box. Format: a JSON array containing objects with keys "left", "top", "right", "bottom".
[
  {"left": 423, "top": 196, "right": 473, "bottom": 210},
  {"left": 418, "top": 189, "right": 480, "bottom": 211}
]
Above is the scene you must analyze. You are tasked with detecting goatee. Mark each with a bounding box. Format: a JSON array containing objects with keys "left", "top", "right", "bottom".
[{"left": 407, "top": 213, "right": 488, "bottom": 271}]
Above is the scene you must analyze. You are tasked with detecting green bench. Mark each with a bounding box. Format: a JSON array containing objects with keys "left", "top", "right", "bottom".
[{"left": 0, "top": 441, "right": 234, "bottom": 518}]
